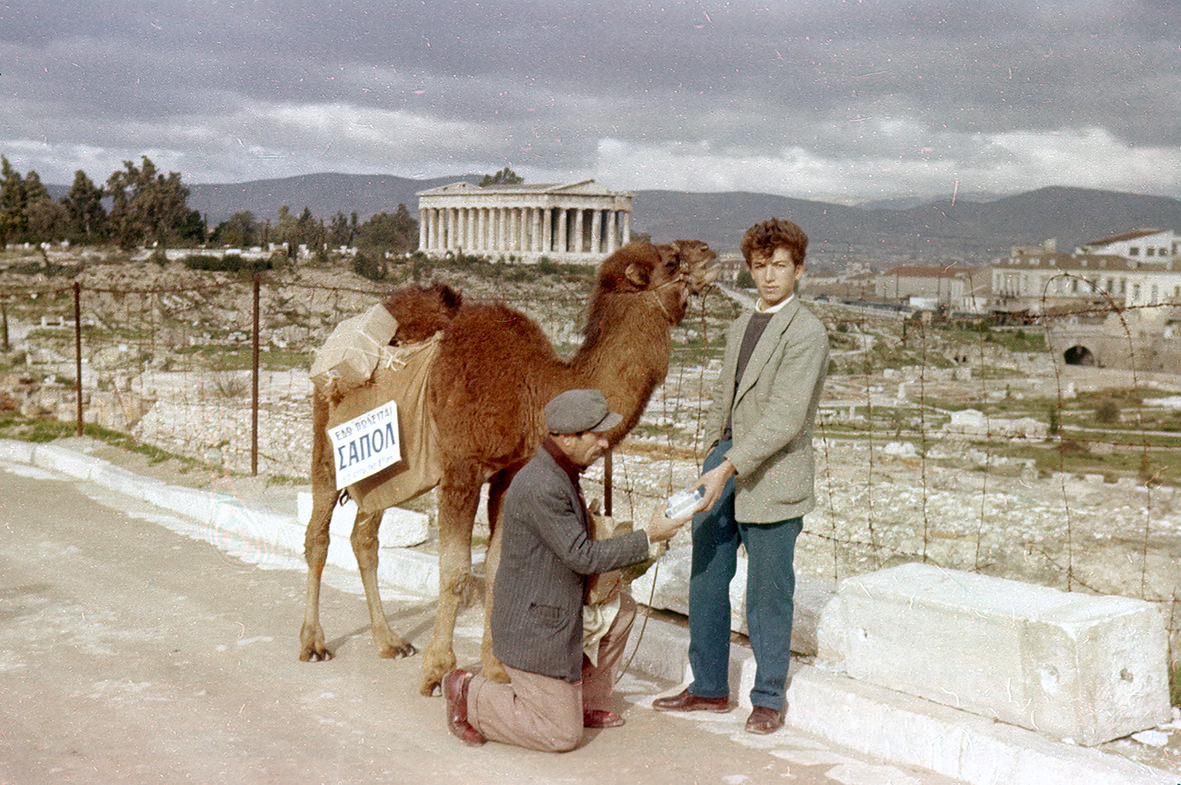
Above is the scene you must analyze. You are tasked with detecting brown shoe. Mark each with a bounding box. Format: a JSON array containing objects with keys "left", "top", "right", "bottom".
[
  {"left": 583, "top": 709, "right": 625, "bottom": 728},
  {"left": 443, "top": 669, "right": 486, "bottom": 746},
  {"left": 745, "top": 705, "right": 785, "bottom": 734},
  {"left": 652, "top": 688, "right": 734, "bottom": 713}
]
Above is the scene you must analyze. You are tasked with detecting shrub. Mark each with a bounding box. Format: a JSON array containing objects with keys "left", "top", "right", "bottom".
[
  {"left": 1094, "top": 399, "right": 1120, "bottom": 424},
  {"left": 351, "top": 251, "right": 386, "bottom": 281},
  {"left": 183, "top": 254, "right": 273, "bottom": 276}
]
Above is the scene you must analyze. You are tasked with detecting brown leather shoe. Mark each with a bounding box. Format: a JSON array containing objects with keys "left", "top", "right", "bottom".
[
  {"left": 443, "top": 669, "right": 486, "bottom": 746},
  {"left": 745, "top": 705, "right": 785, "bottom": 734},
  {"left": 651, "top": 688, "right": 734, "bottom": 713},
  {"left": 583, "top": 709, "right": 625, "bottom": 728}
]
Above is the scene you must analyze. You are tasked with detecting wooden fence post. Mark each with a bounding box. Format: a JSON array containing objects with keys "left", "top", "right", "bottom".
[
  {"left": 251, "top": 273, "right": 260, "bottom": 476},
  {"left": 604, "top": 450, "right": 612, "bottom": 517},
  {"left": 73, "top": 281, "right": 83, "bottom": 436}
]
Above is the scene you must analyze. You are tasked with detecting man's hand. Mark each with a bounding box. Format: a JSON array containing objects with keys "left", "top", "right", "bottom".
[
  {"left": 697, "top": 457, "right": 736, "bottom": 513},
  {"left": 644, "top": 506, "right": 692, "bottom": 544}
]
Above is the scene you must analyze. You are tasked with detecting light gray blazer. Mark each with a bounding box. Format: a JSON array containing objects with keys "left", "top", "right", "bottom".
[
  {"left": 704, "top": 297, "right": 829, "bottom": 523},
  {"left": 491, "top": 446, "right": 649, "bottom": 682}
]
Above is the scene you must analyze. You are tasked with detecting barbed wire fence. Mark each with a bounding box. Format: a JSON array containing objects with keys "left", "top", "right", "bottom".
[{"left": 0, "top": 269, "right": 1176, "bottom": 666}]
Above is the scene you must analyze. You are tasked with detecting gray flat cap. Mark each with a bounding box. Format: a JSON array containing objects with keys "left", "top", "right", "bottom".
[{"left": 545, "top": 389, "right": 623, "bottom": 434}]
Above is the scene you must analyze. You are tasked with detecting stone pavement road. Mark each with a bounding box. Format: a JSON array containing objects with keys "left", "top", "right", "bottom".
[{"left": 0, "top": 456, "right": 969, "bottom": 785}]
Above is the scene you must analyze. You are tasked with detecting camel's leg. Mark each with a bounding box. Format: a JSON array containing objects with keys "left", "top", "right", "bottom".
[
  {"left": 299, "top": 478, "right": 337, "bottom": 661},
  {"left": 479, "top": 468, "right": 515, "bottom": 683},
  {"left": 419, "top": 459, "right": 483, "bottom": 696},
  {"left": 351, "top": 508, "right": 416, "bottom": 659}
]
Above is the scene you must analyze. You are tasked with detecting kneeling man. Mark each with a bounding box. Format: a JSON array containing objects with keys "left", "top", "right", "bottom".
[{"left": 445, "top": 388, "right": 688, "bottom": 751}]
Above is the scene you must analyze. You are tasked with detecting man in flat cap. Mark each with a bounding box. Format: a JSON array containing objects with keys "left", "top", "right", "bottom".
[{"left": 444, "top": 388, "right": 690, "bottom": 751}]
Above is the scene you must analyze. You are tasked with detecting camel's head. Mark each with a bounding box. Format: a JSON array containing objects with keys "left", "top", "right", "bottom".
[
  {"left": 599, "top": 240, "right": 718, "bottom": 294},
  {"left": 668, "top": 238, "right": 721, "bottom": 294},
  {"left": 594, "top": 239, "right": 719, "bottom": 325}
]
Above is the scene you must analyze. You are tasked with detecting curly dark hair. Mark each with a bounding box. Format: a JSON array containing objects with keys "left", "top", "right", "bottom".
[{"left": 740, "top": 218, "right": 808, "bottom": 266}]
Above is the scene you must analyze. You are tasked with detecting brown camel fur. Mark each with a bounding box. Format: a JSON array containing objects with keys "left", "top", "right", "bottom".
[{"left": 299, "top": 240, "right": 720, "bottom": 696}]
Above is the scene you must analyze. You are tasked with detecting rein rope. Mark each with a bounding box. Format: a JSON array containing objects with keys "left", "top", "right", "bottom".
[
  {"left": 644, "top": 273, "right": 693, "bottom": 324},
  {"left": 615, "top": 283, "right": 717, "bottom": 684}
]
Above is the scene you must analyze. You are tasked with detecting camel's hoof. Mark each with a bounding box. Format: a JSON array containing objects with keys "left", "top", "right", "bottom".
[
  {"left": 378, "top": 641, "right": 418, "bottom": 659},
  {"left": 420, "top": 676, "right": 442, "bottom": 697},
  {"left": 299, "top": 647, "right": 334, "bottom": 663}
]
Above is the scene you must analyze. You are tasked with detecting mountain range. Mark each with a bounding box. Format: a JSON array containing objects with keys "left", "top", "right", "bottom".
[{"left": 125, "top": 173, "right": 1181, "bottom": 270}]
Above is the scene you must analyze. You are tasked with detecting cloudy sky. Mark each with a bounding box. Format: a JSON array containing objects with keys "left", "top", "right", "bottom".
[{"left": 2, "top": 0, "right": 1178, "bottom": 205}]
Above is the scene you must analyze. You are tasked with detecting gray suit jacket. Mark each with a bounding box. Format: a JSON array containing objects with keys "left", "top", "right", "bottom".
[
  {"left": 704, "top": 297, "right": 829, "bottom": 523},
  {"left": 491, "top": 446, "right": 649, "bottom": 682}
]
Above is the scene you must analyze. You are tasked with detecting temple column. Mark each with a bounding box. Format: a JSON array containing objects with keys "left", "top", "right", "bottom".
[
  {"left": 517, "top": 207, "right": 528, "bottom": 253},
  {"left": 419, "top": 208, "right": 428, "bottom": 250},
  {"left": 590, "top": 210, "right": 602, "bottom": 255},
  {"left": 542, "top": 208, "right": 553, "bottom": 254},
  {"left": 621, "top": 211, "right": 631, "bottom": 246},
  {"left": 606, "top": 210, "right": 618, "bottom": 255},
  {"left": 574, "top": 210, "right": 585, "bottom": 254},
  {"left": 556, "top": 207, "right": 568, "bottom": 253},
  {"left": 528, "top": 208, "right": 539, "bottom": 253}
]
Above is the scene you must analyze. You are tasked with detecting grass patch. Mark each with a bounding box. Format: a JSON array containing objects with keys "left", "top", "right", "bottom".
[{"left": 0, "top": 412, "right": 205, "bottom": 471}]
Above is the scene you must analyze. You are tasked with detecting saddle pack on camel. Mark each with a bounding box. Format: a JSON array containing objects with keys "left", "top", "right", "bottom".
[{"left": 310, "top": 302, "right": 444, "bottom": 513}]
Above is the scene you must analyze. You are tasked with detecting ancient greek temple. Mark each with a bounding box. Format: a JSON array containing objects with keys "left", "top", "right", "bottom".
[{"left": 416, "top": 179, "right": 633, "bottom": 263}]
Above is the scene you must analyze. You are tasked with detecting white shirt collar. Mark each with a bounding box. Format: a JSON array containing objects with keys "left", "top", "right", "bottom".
[{"left": 756, "top": 294, "right": 795, "bottom": 314}]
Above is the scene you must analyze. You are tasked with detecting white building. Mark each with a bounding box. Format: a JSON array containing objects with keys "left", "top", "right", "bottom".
[
  {"left": 993, "top": 234, "right": 1181, "bottom": 312},
  {"left": 873, "top": 264, "right": 986, "bottom": 313},
  {"left": 416, "top": 180, "right": 633, "bottom": 263},
  {"left": 1077, "top": 228, "right": 1180, "bottom": 262}
]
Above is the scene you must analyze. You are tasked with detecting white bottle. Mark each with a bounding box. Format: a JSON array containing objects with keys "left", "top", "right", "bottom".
[{"left": 666, "top": 486, "right": 704, "bottom": 519}]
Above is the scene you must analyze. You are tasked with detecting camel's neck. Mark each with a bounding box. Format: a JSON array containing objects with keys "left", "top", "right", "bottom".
[{"left": 571, "top": 290, "right": 673, "bottom": 437}]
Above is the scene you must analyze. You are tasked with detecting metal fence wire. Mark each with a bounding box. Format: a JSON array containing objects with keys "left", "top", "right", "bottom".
[{"left": 1, "top": 271, "right": 1176, "bottom": 658}]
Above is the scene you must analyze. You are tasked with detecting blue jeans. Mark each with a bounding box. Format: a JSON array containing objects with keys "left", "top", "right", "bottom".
[{"left": 688, "top": 440, "right": 802, "bottom": 711}]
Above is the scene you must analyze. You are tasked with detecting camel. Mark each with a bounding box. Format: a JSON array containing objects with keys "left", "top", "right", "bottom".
[{"left": 299, "top": 239, "right": 720, "bottom": 696}]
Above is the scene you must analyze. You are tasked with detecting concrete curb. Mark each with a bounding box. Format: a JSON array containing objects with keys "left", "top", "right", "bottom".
[
  {"left": 3, "top": 438, "right": 1175, "bottom": 785},
  {"left": 787, "top": 666, "right": 1172, "bottom": 785}
]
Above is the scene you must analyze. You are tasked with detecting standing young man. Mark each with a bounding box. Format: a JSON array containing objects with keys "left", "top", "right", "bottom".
[
  {"left": 445, "top": 388, "right": 689, "bottom": 751},
  {"left": 652, "top": 217, "right": 829, "bottom": 734}
]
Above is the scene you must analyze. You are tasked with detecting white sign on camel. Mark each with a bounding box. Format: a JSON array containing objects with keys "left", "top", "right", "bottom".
[{"left": 328, "top": 400, "right": 402, "bottom": 489}]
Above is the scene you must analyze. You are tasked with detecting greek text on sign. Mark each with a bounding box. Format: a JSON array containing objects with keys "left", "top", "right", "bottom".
[{"left": 328, "top": 400, "right": 402, "bottom": 489}]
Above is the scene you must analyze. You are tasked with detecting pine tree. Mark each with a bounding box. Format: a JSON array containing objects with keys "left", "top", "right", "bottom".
[
  {"left": 0, "top": 156, "right": 28, "bottom": 247},
  {"left": 61, "top": 170, "right": 108, "bottom": 244}
]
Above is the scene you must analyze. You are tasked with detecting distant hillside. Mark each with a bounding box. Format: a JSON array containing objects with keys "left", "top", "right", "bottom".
[
  {"left": 186, "top": 172, "right": 481, "bottom": 226},
  {"left": 50, "top": 172, "right": 1181, "bottom": 269},
  {"left": 633, "top": 186, "right": 1181, "bottom": 268}
]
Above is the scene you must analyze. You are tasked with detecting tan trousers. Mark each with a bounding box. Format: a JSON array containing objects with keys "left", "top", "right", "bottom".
[{"left": 467, "top": 593, "right": 637, "bottom": 752}]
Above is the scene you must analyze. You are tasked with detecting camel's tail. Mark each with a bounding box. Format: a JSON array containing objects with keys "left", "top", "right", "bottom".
[{"left": 384, "top": 282, "right": 463, "bottom": 344}]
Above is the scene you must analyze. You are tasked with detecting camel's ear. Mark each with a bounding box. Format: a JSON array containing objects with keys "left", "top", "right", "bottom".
[{"left": 624, "top": 261, "right": 650, "bottom": 288}]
